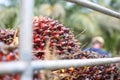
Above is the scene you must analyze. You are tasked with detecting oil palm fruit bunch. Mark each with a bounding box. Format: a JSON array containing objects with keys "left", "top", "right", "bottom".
[
  {"left": 51, "top": 52, "right": 119, "bottom": 80},
  {"left": 0, "top": 29, "right": 19, "bottom": 79},
  {"left": 0, "top": 41, "right": 19, "bottom": 80},
  {"left": 33, "top": 16, "right": 80, "bottom": 59},
  {"left": 0, "top": 29, "right": 18, "bottom": 62}
]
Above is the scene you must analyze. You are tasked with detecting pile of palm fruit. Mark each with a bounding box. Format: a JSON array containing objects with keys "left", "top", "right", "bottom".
[{"left": 0, "top": 16, "right": 119, "bottom": 80}]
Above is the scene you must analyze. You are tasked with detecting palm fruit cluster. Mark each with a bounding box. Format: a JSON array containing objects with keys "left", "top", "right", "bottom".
[
  {"left": 0, "top": 45, "right": 19, "bottom": 79},
  {"left": 51, "top": 52, "right": 119, "bottom": 80},
  {"left": 0, "top": 16, "right": 119, "bottom": 80},
  {"left": 0, "top": 29, "right": 14, "bottom": 45},
  {"left": 33, "top": 16, "right": 80, "bottom": 59},
  {"left": 0, "top": 29, "right": 19, "bottom": 80},
  {"left": 0, "top": 29, "right": 18, "bottom": 62}
]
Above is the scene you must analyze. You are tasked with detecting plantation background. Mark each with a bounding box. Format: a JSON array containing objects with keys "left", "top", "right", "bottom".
[{"left": 0, "top": 0, "right": 120, "bottom": 56}]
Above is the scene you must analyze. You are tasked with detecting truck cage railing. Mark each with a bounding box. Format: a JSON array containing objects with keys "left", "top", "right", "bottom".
[{"left": 0, "top": 0, "right": 120, "bottom": 80}]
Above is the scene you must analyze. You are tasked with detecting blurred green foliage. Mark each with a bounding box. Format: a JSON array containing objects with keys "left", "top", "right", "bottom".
[{"left": 0, "top": 0, "right": 120, "bottom": 56}]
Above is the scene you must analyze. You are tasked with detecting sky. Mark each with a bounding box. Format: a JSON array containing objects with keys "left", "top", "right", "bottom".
[
  {"left": 0, "top": 0, "right": 5, "bottom": 4},
  {"left": 0, "top": 0, "right": 10, "bottom": 6}
]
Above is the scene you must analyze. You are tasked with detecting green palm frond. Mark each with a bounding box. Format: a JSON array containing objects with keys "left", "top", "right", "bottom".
[
  {"left": 96, "top": 13, "right": 120, "bottom": 31},
  {"left": 0, "top": 8, "right": 18, "bottom": 29},
  {"left": 68, "top": 12, "right": 101, "bottom": 36}
]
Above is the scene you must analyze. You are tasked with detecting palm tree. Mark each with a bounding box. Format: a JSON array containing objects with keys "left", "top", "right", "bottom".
[
  {"left": 0, "top": 8, "right": 18, "bottom": 29},
  {"left": 0, "top": 0, "right": 19, "bottom": 29}
]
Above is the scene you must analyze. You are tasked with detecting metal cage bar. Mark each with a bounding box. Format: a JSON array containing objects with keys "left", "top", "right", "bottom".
[
  {"left": 32, "top": 58, "right": 120, "bottom": 70},
  {"left": 19, "top": 0, "right": 34, "bottom": 80},
  {"left": 0, "top": 58, "right": 120, "bottom": 74},
  {"left": 66, "top": 0, "right": 120, "bottom": 19},
  {"left": 0, "top": 61, "right": 26, "bottom": 74}
]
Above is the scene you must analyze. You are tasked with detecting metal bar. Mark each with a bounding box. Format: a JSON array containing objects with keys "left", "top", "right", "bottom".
[
  {"left": 32, "top": 58, "right": 120, "bottom": 70},
  {"left": 65, "top": 0, "right": 120, "bottom": 19},
  {"left": 0, "top": 58, "right": 119, "bottom": 74},
  {"left": 0, "top": 61, "right": 26, "bottom": 74},
  {"left": 19, "top": 0, "right": 34, "bottom": 80}
]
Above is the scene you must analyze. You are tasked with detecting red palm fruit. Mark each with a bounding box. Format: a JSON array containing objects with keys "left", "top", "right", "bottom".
[
  {"left": 14, "top": 74, "right": 20, "bottom": 80},
  {"left": 51, "top": 31, "right": 57, "bottom": 36},
  {"left": 6, "top": 53, "right": 15, "bottom": 61},
  {"left": 58, "top": 31, "right": 64, "bottom": 35},
  {"left": 40, "top": 23, "right": 45, "bottom": 29},
  {"left": 53, "top": 34, "right": 59, "bottom": 39},
  {"left": 0, "top": 51, "right": 3, "bottom": 61},
  {"left": 69, "top": 34, "right": 73, "bottom": 39},
  {"left": 34, "top": 38, "right": 40, "bottom": 43},
  {"left": 41, "top": 43, "right": 45, "bottom": 47},
  {"left": 56, "top": 50, "right": 61, "bottom": 53},
  {"left": 60, "top": 42, "right": 66, "bottom": 46},
  {"left": 64, "top": 28, "right": 69, "bottom": 33},
  {"left": 34, "top": 34, "right": 39, "bottom": 39},
  {"left": 44, "top": 30, "right": 51, "bottom": 35},
  {"left": 50, "top": 42, "right": 56, "bottom": 46},
  {"left": 33, "top": 22, "right": 39, "bottom": 27}
]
